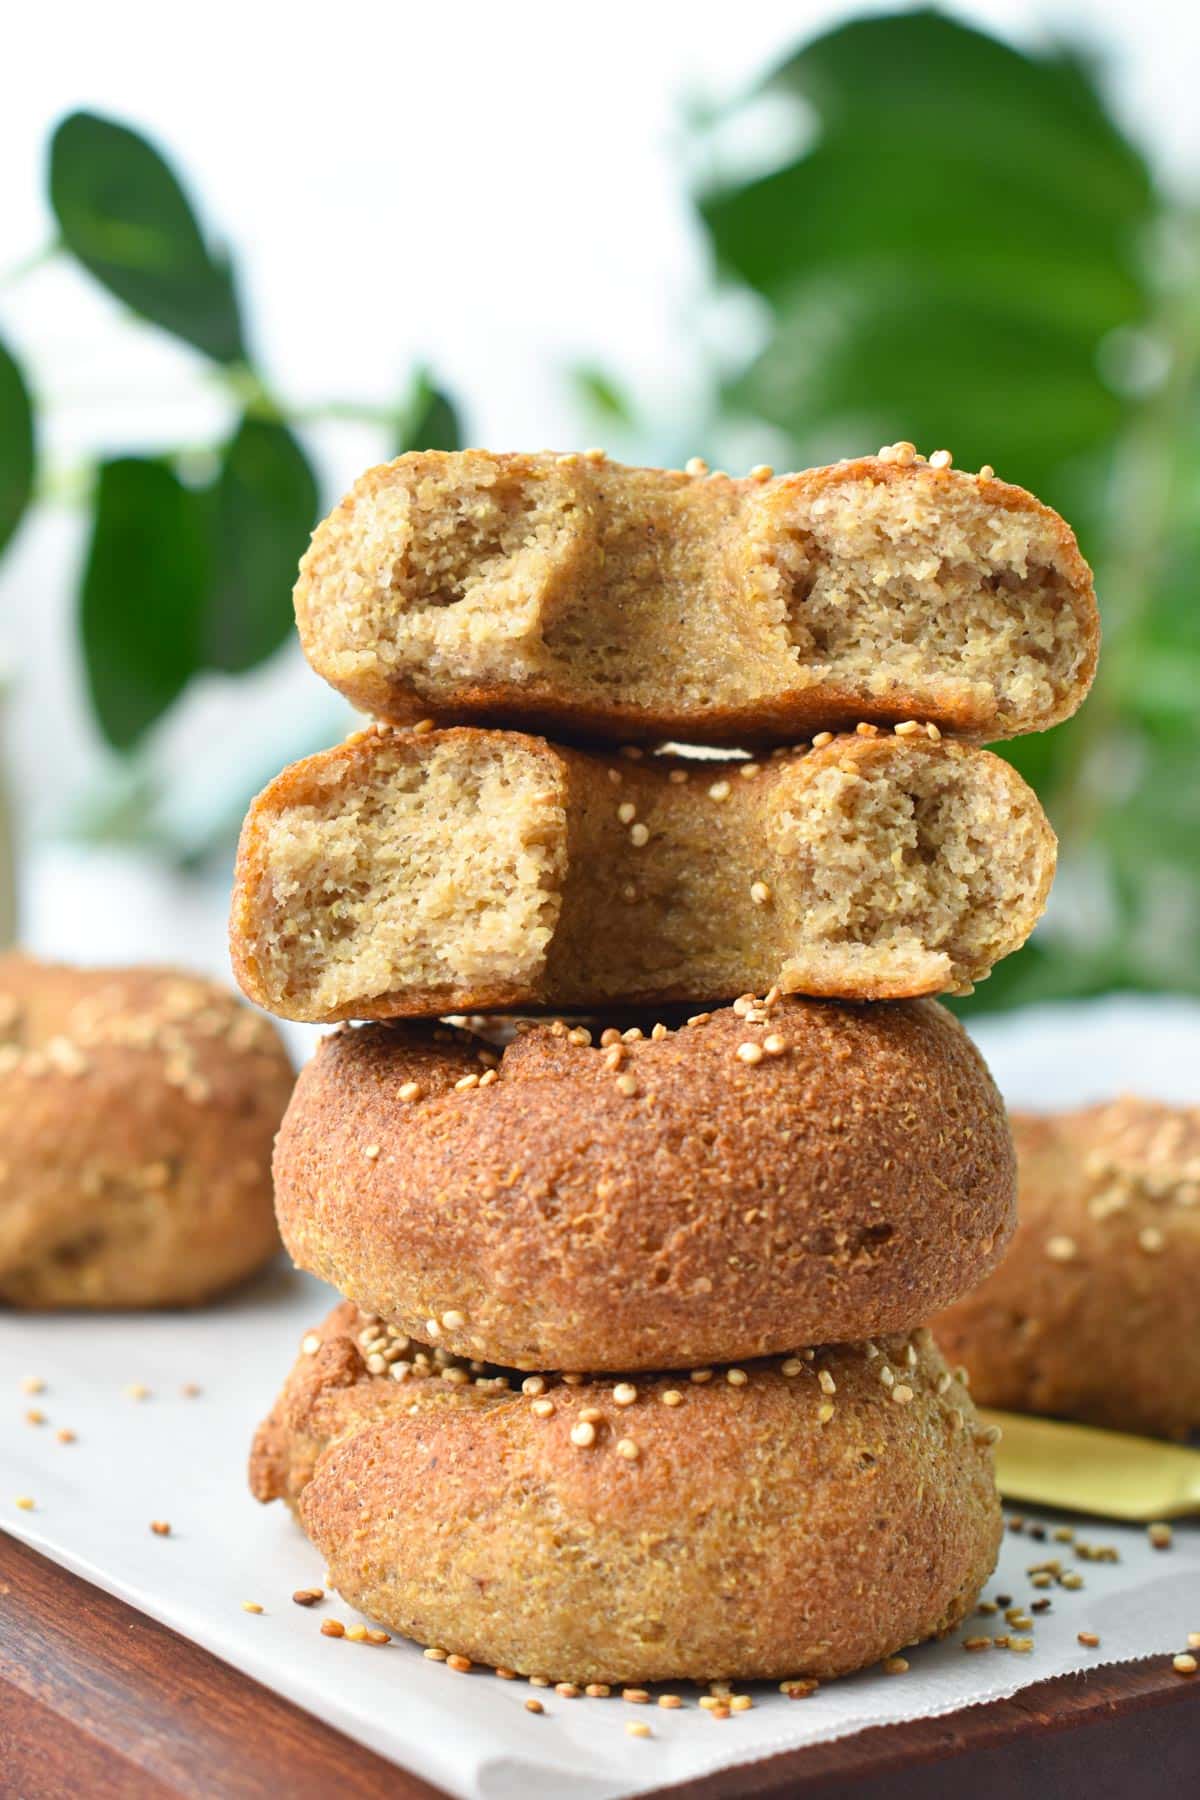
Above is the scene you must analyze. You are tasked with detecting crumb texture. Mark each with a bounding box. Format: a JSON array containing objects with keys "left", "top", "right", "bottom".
[
  {"left": 934, "top": 1099, "right": 1200, "bottom": 1438},
  {"left": 232, "top": 730, "right": 567, "bottom": 1019},
  {"left": 250, "top": 1302, "right": 1002, "bottom": 1684},
  {"left": 231, "top": 728, "right": 1056, "bottom": 1022},
  {"left": 294, "top": 451, "right": 1098, "bottom": 743}
]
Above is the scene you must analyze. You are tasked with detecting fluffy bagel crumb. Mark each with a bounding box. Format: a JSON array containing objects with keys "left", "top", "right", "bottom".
[
  {"left": 230, "top": 727, "right": 1056, "bottom": 1022},
  {"left": 294, "top": 450, "right": 1096, "bottom": 746}
]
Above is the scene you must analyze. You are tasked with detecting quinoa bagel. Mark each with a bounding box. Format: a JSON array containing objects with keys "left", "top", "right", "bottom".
[
  {"left": 934, "top": 1098, "right": 1200, "bottom": 1439},
  {"left": 229, "top": 724, "right": 1056, "bottom": 1022},
  {"left": 0, "top": 954, "right": 293, "bottom": 1308},
  {"left": 250, "top": 1300, "right": 1002, "bottom": 1684},
  {"left": 272, "top": 993, "right": 1016, "bottom": 1370},
  {"left": 294, "top": 446, "right": 1098, "bottom": 745}
]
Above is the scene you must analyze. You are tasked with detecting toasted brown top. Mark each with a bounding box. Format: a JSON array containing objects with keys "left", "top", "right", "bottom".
[
  {"left": 0, "top": 954, "right": 294, "bottom": 1308},
  {"left": 273, "top": 992, "right": 1016, "bottom": 1368},
  {"left": 250, "top": 1300, "right": 1002, "bottom": 1683},
  {"left": 933, "top": 1098, "right": 1200, "bottom": 1438},
  {"left": 295, "top": 446, "right": 1098, "bottom": 745}
]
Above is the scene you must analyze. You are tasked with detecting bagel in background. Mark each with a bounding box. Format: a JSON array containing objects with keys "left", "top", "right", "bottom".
[
  {"left": 0, "top": 954, "right": 293, "bottom": 1308},
  {"left": 933, "top": 1098, "right": 1200, "bottom": 1438}
]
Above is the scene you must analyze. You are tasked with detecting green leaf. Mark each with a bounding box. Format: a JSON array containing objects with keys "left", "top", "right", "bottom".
[
  {"left": 80, "top": 458, "right": 210, "bottom": 749},
  {"left": 50, "top": 112, "right": 245, "bottom": 364},
  {"left": 396, "top": 369, "right": 461, "bottom": 455},
  {"left": 573, "top": 365, "right": 635, "bottom": 425},
  {"left": 203, "top": 415, "right": 319, "bottom": 673},
  {"left": 698, "top": 11, "right": 1157, "bottom": 511},
  {"left": 0, "top": 335, "right": 35, "bottom": 558},
  {"left": 694, "top": 9, "right": 1200, "bottom": 1009}
]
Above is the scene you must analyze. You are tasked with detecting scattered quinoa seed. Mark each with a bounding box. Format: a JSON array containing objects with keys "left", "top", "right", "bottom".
[
  {"left": 526, "top": 1698, "right": 545, "bottom": 1714},
  {"left": 150, "top": 1520, "right": 171, "bottom": 1537},
  {"left": 321, "top": 1619, "right": 345, "bottom": 1637},
  {"left": 1149, "top": 1523, "right": 1173, "bottom": 1550},
  {"left": 1078, "top": 1632, "right": 1100, "bottom": 1647},
  {"left": 1172, "top": 1654, "right": 1196, "bottom": 1676},
  {"left": 242, "top": 1602, "right": 263, "bottom": 1614},
  {"left": 626, "top": 1720, "right": 650, "bottom": 1737}
]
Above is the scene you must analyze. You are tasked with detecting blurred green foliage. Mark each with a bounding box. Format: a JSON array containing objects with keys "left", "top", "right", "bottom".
[
  {"left": 2, "top": 12, "right": 1198, "bottom": 1011},
  {"left": 0, "top": 110, "right": 460, "bottom": 752},
  {"left": 696, "top": 9, "right": 1200, "bottom": 1007}
]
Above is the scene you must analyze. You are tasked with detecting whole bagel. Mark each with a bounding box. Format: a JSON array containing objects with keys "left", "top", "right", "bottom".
[
  {"left": 251, "top": 1301, "right": 1002, "bottom": 1684},
  {"left": 934, "top": 1098, "right": 1200, "bottom": 1438},
  {"left": 0, "top": 954, "right": 293, "bottom": 1308},
  {"left": 274, "top": 993, "right": 1015, "bottom": 1369}
]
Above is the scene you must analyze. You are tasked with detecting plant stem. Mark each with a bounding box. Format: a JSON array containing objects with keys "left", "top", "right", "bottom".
[{"left": 0, "top": 239, "right": 60, "bottom": 291}]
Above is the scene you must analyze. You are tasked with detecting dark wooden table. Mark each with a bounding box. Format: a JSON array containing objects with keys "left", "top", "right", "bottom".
[{"left": 1, "top": 1531, "right": 1196, "bottom": 1799}]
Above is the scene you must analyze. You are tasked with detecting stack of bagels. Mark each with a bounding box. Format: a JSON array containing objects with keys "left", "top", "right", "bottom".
[{"left": 242, "top": 443, "right": 1100, "bottom": 1688}]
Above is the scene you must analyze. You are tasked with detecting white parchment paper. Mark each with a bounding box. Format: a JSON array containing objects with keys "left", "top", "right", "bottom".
[{"left": 2, "top": 996, "right": 1199, "bottom": 1800}]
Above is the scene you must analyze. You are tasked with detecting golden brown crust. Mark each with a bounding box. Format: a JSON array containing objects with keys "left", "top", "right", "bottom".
[
  {"left": 229, "top": 725, "right": 1057, "bottom": 1022},
  {"left": 250, "top": 1301, "right": 1002, "bottom": 1683},
  {"left": 272, "top": 995, "right": 1016, "bottom": 1369},
  {"left": 0, "top": 954, "right": 294, "bottom": 1308},
  {"left": 294, "top": 450, "right": 1098, "bottom": 745},
  {"left": 933, "top": 1099, "right": 1200, "bottom": 1438}
]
